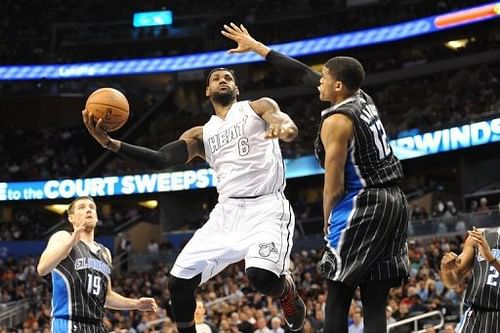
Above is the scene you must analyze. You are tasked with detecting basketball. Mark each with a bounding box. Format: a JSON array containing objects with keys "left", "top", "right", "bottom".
[{"left": 85, "top": 88, "right": 129, "bottom": 132}]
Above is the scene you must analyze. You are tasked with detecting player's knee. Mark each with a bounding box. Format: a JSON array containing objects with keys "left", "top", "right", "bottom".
[
  {"left": 246, "top": 267, "right": 282, "bottom": 296},
  {"left": 168, "top": 274, "right": 200, "bottom": 297}
]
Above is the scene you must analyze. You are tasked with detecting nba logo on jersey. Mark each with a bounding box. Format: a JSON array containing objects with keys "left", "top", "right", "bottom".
[{"left": 75, "top": 258, "right": 85, "bottom": 270}]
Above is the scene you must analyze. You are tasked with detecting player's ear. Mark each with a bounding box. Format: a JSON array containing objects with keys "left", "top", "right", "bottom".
[
  {"left": 335, "top": 81, "right": 342, "bottom": 92},
  {"left": 68, "top": 214, "right": 74, "bottom": 223},
  {"left": 205, "top": 86, "right": 210, "bottom": 97},
  {"left": 235, "top": 85, "right": 240, "bottom": 97}
]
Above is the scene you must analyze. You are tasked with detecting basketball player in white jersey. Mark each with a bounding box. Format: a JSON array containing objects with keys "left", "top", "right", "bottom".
[{"left": 82, "top": 68, "right": 306, "bottom": 333}]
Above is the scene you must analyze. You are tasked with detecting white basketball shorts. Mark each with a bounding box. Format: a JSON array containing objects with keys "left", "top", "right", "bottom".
[{"left": 170, "top": 192, "right": 295, "bottom": 284}]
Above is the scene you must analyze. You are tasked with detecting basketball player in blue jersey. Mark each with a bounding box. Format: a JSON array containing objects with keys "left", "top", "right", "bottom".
[
  {"left": 441, "top": 227, "right": 500, "bottom": 332},
  {"left": 222, "top": 24, "right": 410, "bottom": 333},
  {"left": 37, "top": 196, "right": 158, "bottom": 332},
  {"left": 82, "top": 68, "right": 306, "bottom": 333}
]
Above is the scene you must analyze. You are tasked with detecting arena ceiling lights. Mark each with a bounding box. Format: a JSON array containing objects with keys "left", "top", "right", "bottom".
[
  {"left": 45, "top": 204, "right": 69, "bottom": 215},
  {"left": 444, "top": 38, "right": 470, "bottom": 50},
  {"left": 138, "top": 200, "right": 159, "bottom": 209},
  {"left": 0, "top": 2, "right": 498, "bottom": 80}
]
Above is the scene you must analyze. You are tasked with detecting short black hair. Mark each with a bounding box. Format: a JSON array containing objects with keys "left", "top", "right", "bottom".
[
  {"left": 67, "top": 196, "right": 95, "bottom": 216},
  {"left": 325, "top": 56, "right": 365, "bottom": 91},
  {"left": 206, "top": 67, "right": 236, "bottom": 85}
]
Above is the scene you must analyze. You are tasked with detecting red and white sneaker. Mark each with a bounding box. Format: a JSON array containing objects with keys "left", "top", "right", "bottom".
[{"left": 278, "top": 275, "right": 306, "bottom": 332}]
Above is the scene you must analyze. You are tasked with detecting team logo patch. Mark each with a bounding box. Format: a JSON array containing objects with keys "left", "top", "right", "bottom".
[{"left": 259, "top": 242, "right": 278, "bottom": 257}]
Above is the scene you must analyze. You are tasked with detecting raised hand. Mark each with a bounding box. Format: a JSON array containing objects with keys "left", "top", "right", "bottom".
[
  {"left": 82, "top": 109, "right": 111, "bottom": 148},
  {"left": 221, "top": 22, "right": 271, "bottom": 57},
  {"left": 468, "top": 227, "right": 495, "bottom": 262},
  {"left": 70, "top": 220, "right": 88, "bottom": 246}
]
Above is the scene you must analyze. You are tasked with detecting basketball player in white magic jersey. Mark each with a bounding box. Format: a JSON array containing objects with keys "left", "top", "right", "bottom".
[{"left": 83, "top": 68, "right": 306, "bottom": 333}]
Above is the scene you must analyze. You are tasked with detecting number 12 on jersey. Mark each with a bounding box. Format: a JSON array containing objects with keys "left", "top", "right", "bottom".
[{"left": 369, "top": 119, "right": 391, "bottom": 160}]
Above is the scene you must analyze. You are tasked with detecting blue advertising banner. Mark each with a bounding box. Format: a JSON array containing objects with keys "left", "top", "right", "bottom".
[
  {"left": 392, "top": 118, "right": 500, "bottom": 159},
  {"left": 0, "top": 169, "right": 217, "bottom": 201}
]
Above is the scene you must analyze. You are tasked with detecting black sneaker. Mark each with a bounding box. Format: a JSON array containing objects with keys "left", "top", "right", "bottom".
[{"left": 278, "top": 275, "right": 306, "bottom": 332}]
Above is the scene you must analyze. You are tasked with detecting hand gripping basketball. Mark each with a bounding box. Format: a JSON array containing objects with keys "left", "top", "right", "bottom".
[{"left": 82, "top": 109, "right": 112, "bottom": 148}]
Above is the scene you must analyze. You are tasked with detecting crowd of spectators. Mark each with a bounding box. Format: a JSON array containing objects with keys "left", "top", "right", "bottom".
[
  {"left": 0, "top": 204, "right": 156, "bottom": 242},
  {"left": 1, "top": 2, "right": 500, "bottom": 331},
  {"left": 0, "top": 235, "right": 470, "bottom": 332},
  {"left": 2, "top": 54, "right": 499, "bottom": 182},
  {"left": 0, "top": 0, "right": 490, "bottom": 64},
  {"left": 1, "top": 2, "right": 499, "bottom": 182},
  {"left": 2, "top": 188, "right": 498, "bottom": 242}
]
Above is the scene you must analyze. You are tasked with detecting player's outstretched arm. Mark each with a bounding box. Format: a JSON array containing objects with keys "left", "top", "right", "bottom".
[
  {"left": 37, "top": 228, "right": 86, "bottom": 276},
  {"left": 105, "top": 288, "right": 158, "bottom": 312},
  {"left": 82, "top": 109, "right": 202, "bottom": 167},
  {"left": 103, "top": 248, "right": 158, "bottom": 312},
  {"left": 440, "top": 236, "right": 474, "bottom": 288},
  {"left": 250, "top": 97, "right": 298, "bottom": 142},
  {"left": 117, "top": 126, "right": 205, "bottom": 166},
  {"left": 117, "top": 125, "right": 205, "bottom": 165},
  {"left": 221, "top": 23, "right": 321, "bottom": 88}
]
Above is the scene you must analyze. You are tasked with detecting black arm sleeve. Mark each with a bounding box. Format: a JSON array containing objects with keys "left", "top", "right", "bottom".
[
  {"left": 117, "top": 140, "right": 189, "bottom": 168},
  {"left": 265, "top": 50, "right": 321, "bottom": 88}
]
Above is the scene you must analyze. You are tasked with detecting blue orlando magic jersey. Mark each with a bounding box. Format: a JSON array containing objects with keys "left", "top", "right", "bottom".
[
  {"left": 315, "top": 90, "right": 403, "bottom": 191},
  {"left": 464, "top": 229, "right": 500, "bottom": 310},
  {"left": 52, "top": 240, "right": 111, "bottom": 321}
]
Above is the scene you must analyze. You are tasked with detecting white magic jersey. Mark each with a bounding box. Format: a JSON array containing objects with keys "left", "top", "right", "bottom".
[{"left": 203, "top": 101, "right": 285, "bottom": 201}]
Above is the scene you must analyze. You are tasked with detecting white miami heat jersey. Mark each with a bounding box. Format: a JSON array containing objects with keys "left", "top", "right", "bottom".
[{"left": 203, "top": 101, "right": 286, "bottom": 201}]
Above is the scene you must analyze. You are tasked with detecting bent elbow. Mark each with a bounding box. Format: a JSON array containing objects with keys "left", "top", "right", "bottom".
[
  {"left": 290, "top": 126, "right": 299, "bottom": 141},
  {"left": 37, "top": 265, "right": 46, "bottom": 276},
  {"left": 37, "top": 263, "right": 49, "bottom": 276}
]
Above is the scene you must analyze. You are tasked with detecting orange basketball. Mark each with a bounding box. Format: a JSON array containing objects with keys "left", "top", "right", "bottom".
[{"left": 85, "top": 88, "right": 129, "bottom": 132}]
